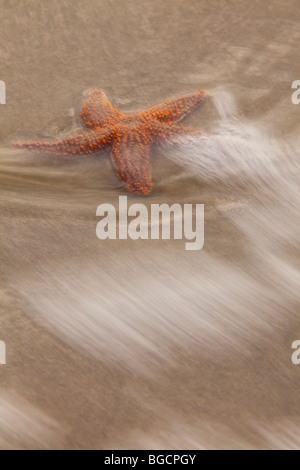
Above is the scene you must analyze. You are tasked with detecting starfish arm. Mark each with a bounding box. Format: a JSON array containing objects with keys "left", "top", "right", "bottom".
[
  {"left": 141, "top": 89, "right": 206, "bottom": 124},
  {"left": 12, "top": 127, "right": 114, "bottom": 155},
  {"left": 80, "top": 89, "right": 125, "bottom": 128},
  {"left": 111, "top": 134, "right": 152, "bottom": 195}
]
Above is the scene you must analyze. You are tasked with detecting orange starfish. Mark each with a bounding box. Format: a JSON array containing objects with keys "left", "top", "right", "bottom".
[{"left": 12, "top": 89, "right": 206, "bottom": 195}]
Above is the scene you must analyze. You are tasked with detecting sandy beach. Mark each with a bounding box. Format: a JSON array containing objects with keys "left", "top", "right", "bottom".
[{"left": 0, "top": 0, "right": 300, "bottom": 449}]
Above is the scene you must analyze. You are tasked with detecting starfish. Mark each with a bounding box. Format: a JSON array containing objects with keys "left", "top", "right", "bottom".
[{"left": 12, "top": 88, "right": 206, "bottom": 195}]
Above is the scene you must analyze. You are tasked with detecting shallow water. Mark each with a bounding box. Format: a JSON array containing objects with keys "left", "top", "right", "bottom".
[{"left": 0, "top": 0, "right": 300, "bottom": 450}]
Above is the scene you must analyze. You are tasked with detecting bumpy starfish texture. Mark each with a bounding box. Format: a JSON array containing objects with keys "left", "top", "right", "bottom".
[{"left": 12, "top": 89, "right": 206, "bottom": 195}]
